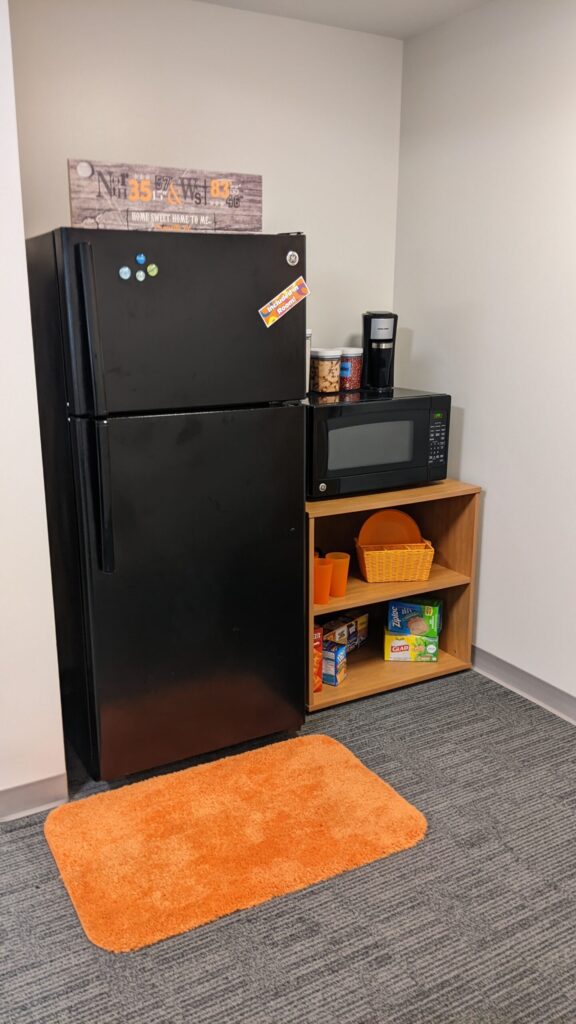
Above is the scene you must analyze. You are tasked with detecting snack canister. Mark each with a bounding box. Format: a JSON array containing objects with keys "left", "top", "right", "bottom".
[
  {"left": 310, "top": 349, "right": 341, "bottom": 393},
  {"left": 339, "top": 348, "right": 363, "bottom": 391}
]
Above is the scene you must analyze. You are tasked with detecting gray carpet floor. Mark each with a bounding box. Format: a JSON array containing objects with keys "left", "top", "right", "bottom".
[{"left": 2, "top": 671, "right": 576, "bottom": 1023}]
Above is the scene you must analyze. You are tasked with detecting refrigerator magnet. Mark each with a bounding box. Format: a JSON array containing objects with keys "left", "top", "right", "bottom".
[{"left": 259, "top": 277, "right": 309, "bottom": 328}]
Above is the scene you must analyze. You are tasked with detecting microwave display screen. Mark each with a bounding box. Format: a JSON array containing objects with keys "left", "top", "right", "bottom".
[{"left": 327, "top": 420, "right": 415, "bottom": 471}]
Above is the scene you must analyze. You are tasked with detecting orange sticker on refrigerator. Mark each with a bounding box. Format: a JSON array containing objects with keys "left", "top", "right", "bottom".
[{"left": 259, "top": 277, "right": 310, "bottom": 328}]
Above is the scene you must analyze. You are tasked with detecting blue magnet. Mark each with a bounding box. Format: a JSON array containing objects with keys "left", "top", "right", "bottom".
[
  {"left": 119, "top": 266, "right": 131, "bottom": 280},
  {"left": 135, "top": 270, "right": 146, "bottom": 282},
  {"left": 135, "top": 253, "right": 146, "bottom": 265}
]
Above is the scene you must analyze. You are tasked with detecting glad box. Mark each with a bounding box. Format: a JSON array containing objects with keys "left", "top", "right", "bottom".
[{"left": 384, "top": 631, "right": 439, "bottom": 662}]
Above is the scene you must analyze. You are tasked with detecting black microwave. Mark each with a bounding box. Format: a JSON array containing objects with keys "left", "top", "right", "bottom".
[{"left": 307, "top": 388, "right": 451, "bottom": 499}]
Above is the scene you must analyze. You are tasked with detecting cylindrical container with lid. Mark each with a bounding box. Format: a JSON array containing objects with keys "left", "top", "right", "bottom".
[
  {"left": 316, "top": 393, "right": 340, "bottom": 405},
  {"left": 309, "top": 349, "right": 341, "bottom": 393},
  {"left": 339, "top": 348, "right": 363, "bottom": 391}
]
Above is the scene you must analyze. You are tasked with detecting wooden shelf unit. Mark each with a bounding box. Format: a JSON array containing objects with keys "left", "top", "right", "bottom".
[{"left": 307, "top": 479, "right": 481, "bottom": 711}]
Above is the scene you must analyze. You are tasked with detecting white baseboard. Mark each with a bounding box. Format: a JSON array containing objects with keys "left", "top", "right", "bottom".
[
  {"left": 473, "top": 647, "right": 576, "bottom": 727},
  {"left": 0, "top": 773, "right": 68, "bottom": 821}
]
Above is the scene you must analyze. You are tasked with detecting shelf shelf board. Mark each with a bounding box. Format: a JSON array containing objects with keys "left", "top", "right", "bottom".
[
  {"left": 306, "top": 479, "right": 481, "bottom": 518},
  {"left": 313, "top": 563, "right": 470, "bottom": 616},
  {"left": 309, "top": 646, "right": 470, "bottom": 710}
]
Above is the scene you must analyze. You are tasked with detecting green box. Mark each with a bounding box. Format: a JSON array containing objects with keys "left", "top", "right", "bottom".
[{"left": 387, "top": 597, "right": 442, "bottom": 639}]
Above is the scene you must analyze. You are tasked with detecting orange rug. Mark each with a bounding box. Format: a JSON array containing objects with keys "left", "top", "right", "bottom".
[{"left": 44, "top": 735, "right": 427, "bottom": 952}]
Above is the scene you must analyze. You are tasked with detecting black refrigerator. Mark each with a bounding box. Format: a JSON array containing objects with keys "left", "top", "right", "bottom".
[{"left": 27, "top": 228, "right": 306, "bottom": 781}]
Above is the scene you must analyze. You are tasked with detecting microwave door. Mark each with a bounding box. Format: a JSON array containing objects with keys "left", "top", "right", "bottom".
[{"left": 312, "top": 405, "right": 432, "bottom": 497}]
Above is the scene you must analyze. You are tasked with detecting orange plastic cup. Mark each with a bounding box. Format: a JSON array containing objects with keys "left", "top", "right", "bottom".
[
  {"left": 325, "top": 552, "right": 350, "bottom": 598},
  {"left": 314, "top": 558, "right": 333, "bottom": 605}
]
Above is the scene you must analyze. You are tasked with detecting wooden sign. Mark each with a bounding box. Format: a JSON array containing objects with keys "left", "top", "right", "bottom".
[{"left": 68, "top": 159, "right": 262, "bottom": 233}]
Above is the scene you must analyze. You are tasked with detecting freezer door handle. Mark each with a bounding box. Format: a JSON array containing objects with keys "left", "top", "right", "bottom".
[
  {"left": 77, "top": 242, "right": 107, "bottom": 417},
  {"left": 94, "top": 421, "right": 115, "bottom": 573}
]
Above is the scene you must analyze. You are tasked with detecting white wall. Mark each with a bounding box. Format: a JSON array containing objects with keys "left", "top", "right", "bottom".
[
  {"left": 10, "top": 0, "right": 403, "bottom": 348},
  {"left": 0, "top": 0, "right": 66, "bottom": 814},
  {"left": 395, "top": 0, "right": 576, "bottom": 694}
]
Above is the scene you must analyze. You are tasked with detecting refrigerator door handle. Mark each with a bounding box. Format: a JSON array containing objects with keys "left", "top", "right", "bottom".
[
  {"left": 94, "top": 420, "right": 115, "bottom": 574},
  {"left": 77, "top": 242, "right": 107, "bottom": 417}
]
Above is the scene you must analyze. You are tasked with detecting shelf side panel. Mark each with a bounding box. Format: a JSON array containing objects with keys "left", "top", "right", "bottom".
[
  {"left": 307, "top": 517, "right": 315, "bottom": 706},
  {"left": 410, "top": 493, "right": 479, "bottom": 577},
  {"left": 439, "top": 586, "right": 473, "bottom": 662}
]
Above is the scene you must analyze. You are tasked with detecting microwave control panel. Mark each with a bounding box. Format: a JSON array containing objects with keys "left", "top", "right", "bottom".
[{"left": 428, "top": 409, "right": 448, "bottom": 464}]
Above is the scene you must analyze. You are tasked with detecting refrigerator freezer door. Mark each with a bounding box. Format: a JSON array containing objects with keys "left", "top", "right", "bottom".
[
  {"left": 58, "top": 228, "right": 306, "bottom": 415},
  {"left": 71, "top": 404, "right": 305, "bottom": 780}
]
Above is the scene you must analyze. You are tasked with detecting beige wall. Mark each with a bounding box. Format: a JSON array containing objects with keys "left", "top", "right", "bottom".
[
  {"left": 10, "top": 0, "right": 403, "bottom": 348},
  {"left": 395, "top": 0, "right": 576, "bottom": 695},
  {"left": 0, "top": 0, "right": 66, "bottom": 815}
]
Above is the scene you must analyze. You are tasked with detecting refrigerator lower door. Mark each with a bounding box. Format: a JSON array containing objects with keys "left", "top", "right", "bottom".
[{"left": 71, "top": 404, "right": 305, "bottom": 780}]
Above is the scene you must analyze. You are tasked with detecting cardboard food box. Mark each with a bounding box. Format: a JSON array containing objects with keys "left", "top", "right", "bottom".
[
  {"left": 323, "top": 611, "right": 369, "bottom": 652},
  {"left": 342, "top": 617, "right": 358, "bottom": 651},
  {"left": 386, "top": 598, "right": 442, "bottom": 639},
  {"left": 348, "top": 610, "right": 369, "bottom": 648},
  {"left": 322, "top": 619, "right": 349, "bottom": 647},
  {"left": 313, "top": 625, "right": 323, "bottom": 693},
  {"left": 322, "top": 641, "right": 347, "bottom": 686},
  {"left": 384, "top": 631, "right": 439, "bottom": 662}
]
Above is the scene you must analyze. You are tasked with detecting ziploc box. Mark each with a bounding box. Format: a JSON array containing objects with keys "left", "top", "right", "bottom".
[
  {"left": 322, "top": 641, "right": 347, "bottom": 686},
  {"left": 387, "top": 598, "right": 442, "bottom": 639},
  {"left": 384, "top": 631, "right": 439, "bottom": 662}
]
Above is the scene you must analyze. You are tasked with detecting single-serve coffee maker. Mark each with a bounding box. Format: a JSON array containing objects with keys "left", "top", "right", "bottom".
[{"left": 362, "top": 311, "right": 398, "bottom": 390}]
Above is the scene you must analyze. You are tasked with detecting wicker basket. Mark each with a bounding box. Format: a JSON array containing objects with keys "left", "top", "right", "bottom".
[{"left": 355, "top": 539, "right": 434, "bottom": 583}]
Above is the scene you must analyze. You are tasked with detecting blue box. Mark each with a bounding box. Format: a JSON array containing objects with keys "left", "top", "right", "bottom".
[
  {"left": 322, "top": 641, "right": 347, "bottom": 686},
  {"left": 387, "top": 598, "right": 442, "bottom": 639}
]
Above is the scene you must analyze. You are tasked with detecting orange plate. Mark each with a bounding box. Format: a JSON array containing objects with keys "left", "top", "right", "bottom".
[
  {"left": 358, "top": 509, "right": 421, "bottom": 546},
  {"left": 44, "top": 736, "right": 427, "bottom": 952}
]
